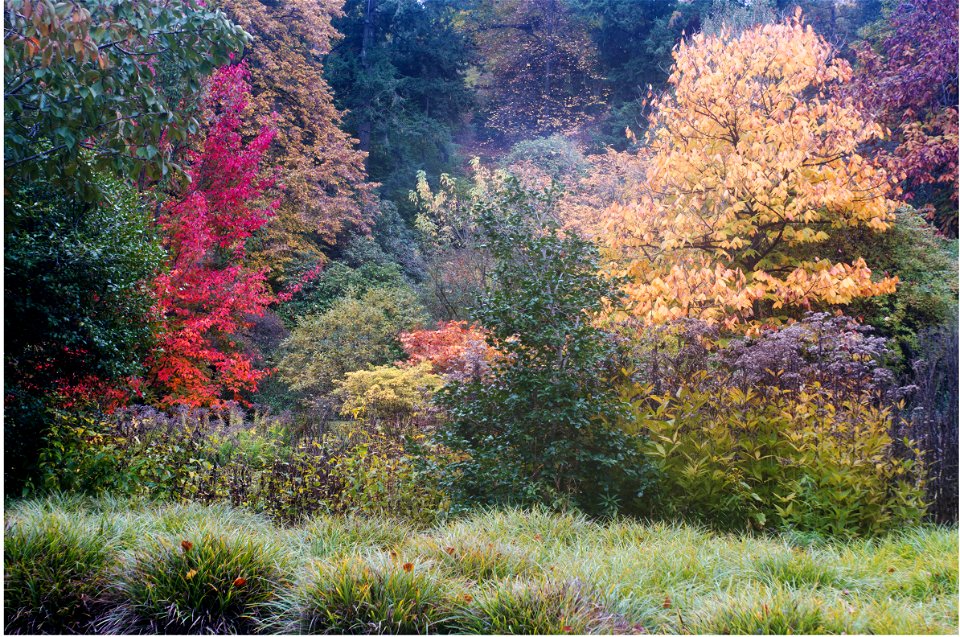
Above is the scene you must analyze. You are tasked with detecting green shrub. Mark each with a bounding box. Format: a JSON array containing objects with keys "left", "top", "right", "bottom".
[
  {"left": 281, "top": 554, "right": 451, "bottom": 634},
  {"left": 838, "top": 207, "right": 958, "bottom": 363},
  {"left": 276, "top": 260, "right": 409, "bottom": 326},
  {"left": 501, "top": 135, "right": 588, "bottom": 182},
  {"left": 631, "top": 381, "right": 925, "bottom": 535},
  {"left": 103, "top": 529, "right": 290, "bottom": 634},
  {"left": 35, "top": 409, "right": 131, "bottom": 495},
  {"left": 329, "top": 430, "right": 454, "bottom": 524},
  {"left": 4, "top": 509, "right": 119, "bottom": 634},
  {"left": 451, "top": 579, "right": 617, "bottom": 634},
  {"left": 439, "top": 177, "right": 652, "bottom": 515},
  {"left": 277, "top": 286, "right": 428, "bottom": 403}
]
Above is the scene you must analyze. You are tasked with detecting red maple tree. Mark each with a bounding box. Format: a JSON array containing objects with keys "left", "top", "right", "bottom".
[{"left": 147, "top": 63, "right": 279, "bottom": 407}]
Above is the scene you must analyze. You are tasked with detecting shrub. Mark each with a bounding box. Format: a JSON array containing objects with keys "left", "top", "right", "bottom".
[
  {"left": 901, "top": 324, "right": 959, "bottom": 523},
  {"left": 329, "top": 430, "right": 454, "bottom": 524},
  {"left": 103, "top": 529, "right": 290, "bottom": 634},
  {"left": 280, "top": 554, "right": 451, "bottom": 634},
  {"left": 5, "top": 173, "right": 165, "bottom": 494},
  {"left": 34, "top": 406, "right": 454, "bottom": 524},
  {"left": 334, "top": 362, "right": 443, "bottom": 429},
  {"left": 501, "top": 135, "right": 589, "bottom": 183},
  {"left": 4, "top": 509, "right": 119, "bottom": 634},
  {"left": 399, "top": 321, "right": 496, "bottom": 382},
  {"left": 440, "top": 178, "right": 652, "bottom": 515},
  {"left": 277, "top": 286, "right": 428, "bottom": 403},
  {"left": 840, "top": 208, "right": 958, "bottom": 364},
  {"left": 451, "top": 579, "right": 616, "bottom": 634},
  {"left": 622, "top": 315, "right": 927, "bottom": 536},
  {"left": 276, "top": 260, "right": 408, "bottom": 326}
]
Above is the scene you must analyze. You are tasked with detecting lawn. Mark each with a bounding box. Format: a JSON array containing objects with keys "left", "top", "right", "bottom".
[{"left": 5, "top": 497, "right": 957, "bottom": 634}]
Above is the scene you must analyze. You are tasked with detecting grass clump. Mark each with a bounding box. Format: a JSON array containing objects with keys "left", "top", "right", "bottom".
[
  {"left": 684, "top": 589, "right": 845, "bottom": 634},
  {"left": 406, "top": 533, "right": 539, "bottom": 582},
  {"left": 4, "top": 508, "right": 119, "bottom": 634},
  {"left": 295, "top": 514, "right": 414, "bottom": 560},
  {"left": 280, "top": 553, "right": 451, "bottom": 634},
  {"left": 452, "top": 578, "right": 621, "bottom": 634},
  {"left": 754, "top": 551, "right": 850, "bottom": 590},
  {"left": 102, "top": 529, "right": 290, "bottom": 634}
]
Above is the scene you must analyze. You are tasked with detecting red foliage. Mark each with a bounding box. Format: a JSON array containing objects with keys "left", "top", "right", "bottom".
[
  {"left": 276, "top": 262, "right": 324, "bottom": 302},
  {"left": 850, "top": 0, "right": 958, "bottom": 233},
  {"left": 147, "top": 64, "right": 279, "bottom": 407},
  {"left": 36, "top": 346, "right": 133, "bottom": 412},
  {"left": 399, "top": 321, "right": 496, "bottom": 381}
]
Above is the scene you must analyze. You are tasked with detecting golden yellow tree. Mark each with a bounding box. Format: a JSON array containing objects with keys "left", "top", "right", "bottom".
[{"left": 594, "top": 12, "right": 900, "bottom": 328}]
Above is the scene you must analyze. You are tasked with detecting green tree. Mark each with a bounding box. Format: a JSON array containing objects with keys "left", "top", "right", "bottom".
[
  {"left": 840, "top": 208, "right": 959, "bottom": 365},
  {"left": 4, "top": 0, "right": 246, "bottom": 195},
  {"left": 570, "top": 0, "right": 693, "bottom": 149},
  {"left": 439, "top": 178, "right": 649, "bottom": 515}
]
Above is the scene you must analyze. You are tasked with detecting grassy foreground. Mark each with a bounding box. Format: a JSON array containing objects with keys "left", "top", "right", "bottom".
[{"left": 4, "top": 497, "right": 958, "bottom": 634}]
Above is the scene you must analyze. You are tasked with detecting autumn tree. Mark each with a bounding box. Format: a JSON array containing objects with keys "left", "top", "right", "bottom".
[
  {"left": 147, "top": 64, "right": 278, "bottom": 407},
  {"left": 470, "top": 0, "right": 606, "bottom": 141},
  {"left": 218, "top": 0, "right": 374, "bottom": 283},
  {"left": 593, "top": 13, "right": 900, "bottom": 327},
  {"left": 849, "top": 0, "right": 959, "bottom": 236}
]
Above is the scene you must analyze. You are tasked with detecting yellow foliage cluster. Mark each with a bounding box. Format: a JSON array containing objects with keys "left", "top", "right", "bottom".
[
  {"left": 335, "top": 362, "right": 443, "bottom": 426},
  {"left": 574, "top": 14, "right": 901, "bottom": 327}
]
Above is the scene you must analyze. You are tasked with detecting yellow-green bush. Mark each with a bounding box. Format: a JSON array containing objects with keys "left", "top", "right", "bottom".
[
  {"left": 334, "top": 362, "right": 443, "bottom": 428},
  {"left": 625, "top": 377, "right": 925, "bottom": 536}
]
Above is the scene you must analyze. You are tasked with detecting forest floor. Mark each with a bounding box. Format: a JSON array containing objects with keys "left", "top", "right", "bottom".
[{"left": 5, "top": 497, "right": 958, "bottom": 634}]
